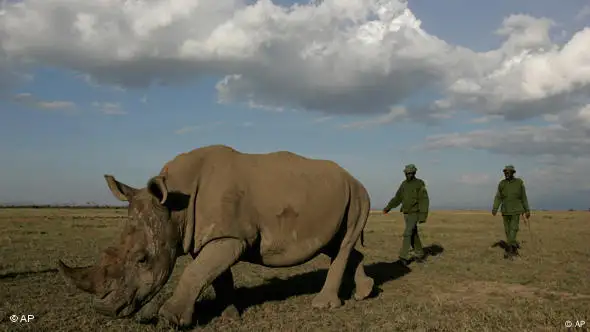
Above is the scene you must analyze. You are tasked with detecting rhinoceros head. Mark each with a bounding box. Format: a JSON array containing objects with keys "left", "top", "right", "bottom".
[{"left": 58, "top": 174, "right": 181, "bottom": 318}]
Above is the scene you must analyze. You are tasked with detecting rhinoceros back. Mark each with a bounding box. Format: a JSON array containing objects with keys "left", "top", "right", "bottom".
[{"left": 160, "top": 145, "right": 366, "bottom": 266}]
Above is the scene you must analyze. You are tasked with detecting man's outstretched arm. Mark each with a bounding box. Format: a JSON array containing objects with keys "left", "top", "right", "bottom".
[{"left": 383, "top": 183, "right": 404, "bottom": 213}]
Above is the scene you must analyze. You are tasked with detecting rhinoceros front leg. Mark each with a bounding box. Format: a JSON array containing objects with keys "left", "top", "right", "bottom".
[
  {"left": 212, "top": 268, "right": 240, "bottom": 320},
  {"left": 158, "top": 238, "right": 246, "bottom": 328}
]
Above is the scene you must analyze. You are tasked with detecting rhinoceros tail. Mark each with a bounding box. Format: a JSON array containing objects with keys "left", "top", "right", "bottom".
[{"left": 352, "top": 177, "right": 371, "bottom": 249}]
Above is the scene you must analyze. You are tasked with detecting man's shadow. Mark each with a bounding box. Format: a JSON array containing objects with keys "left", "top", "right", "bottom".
[
  {"left": 491, "top": 240, "right": 520, "bottom": 252},
  {"left": 192, "top": 243, "right": 445, "bottom": 325}
]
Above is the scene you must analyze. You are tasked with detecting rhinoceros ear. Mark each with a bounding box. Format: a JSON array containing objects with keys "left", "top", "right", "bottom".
[
  {"left": 104, "top": 175, "right": 137, "bottom": 201},
  {"left": 147, "top": 175, "right": 168, "bottom": 205}
]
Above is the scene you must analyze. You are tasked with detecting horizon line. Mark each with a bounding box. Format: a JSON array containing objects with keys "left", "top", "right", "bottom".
[{"left": 0, "top": 204, "right": 585, "bottom": 212}]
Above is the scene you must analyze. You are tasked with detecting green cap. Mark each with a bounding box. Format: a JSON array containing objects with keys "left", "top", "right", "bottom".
[
  {"left": 404, "top": 164, "right": 417, "bottom": 173},
  {"left": 503, "top": 165, "right": 515, "bottom": 172}
]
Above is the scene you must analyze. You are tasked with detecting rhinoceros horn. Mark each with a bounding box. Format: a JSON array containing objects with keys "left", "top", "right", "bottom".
[{"left": 57, "top": 260, "right": 102, "bottom": 294}]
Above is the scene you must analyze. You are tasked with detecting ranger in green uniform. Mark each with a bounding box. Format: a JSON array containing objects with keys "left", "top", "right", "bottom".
[
  {"left": 492, "top": 165, "right": 531, "bottom": 259},
  {"left": 382, "top": 164, "right": 429, "bottom": 265}
]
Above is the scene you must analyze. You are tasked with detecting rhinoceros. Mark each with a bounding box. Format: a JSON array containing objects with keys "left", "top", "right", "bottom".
[{"left": 57, "top": 144, "right": 374, "bottom": 327}]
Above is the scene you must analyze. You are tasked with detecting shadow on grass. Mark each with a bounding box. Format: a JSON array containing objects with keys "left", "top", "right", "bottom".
[
  {"left": 491, "top": 240, "right": 520, "bottom": 251},
  {"left": 192, "top": 243, "right": 445, "bottom": 326},
  {"left": 421, "top": 243, "right": 445, "bottom": 259}
]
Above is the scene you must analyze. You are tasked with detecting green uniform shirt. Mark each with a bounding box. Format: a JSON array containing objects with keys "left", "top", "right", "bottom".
[
  {"left": 384, "top": 178, "right": 429, "bottom": 221},
  {"left": 492, "top": 177, "right": 530, "bottom": 215}
]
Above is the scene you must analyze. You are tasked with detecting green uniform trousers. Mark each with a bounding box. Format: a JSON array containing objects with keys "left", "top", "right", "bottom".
[
  {"left": 502, "top": 214, "right": 520, "bottom": 245},
  {"left": 399, "top": 213, "right": 423, "bottom": 260}
]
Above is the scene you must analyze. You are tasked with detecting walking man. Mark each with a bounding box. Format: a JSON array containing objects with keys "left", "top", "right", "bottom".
[
  {"left": 492, "top": 165, "right": 531, "bottom": 259},
  {"left": 382, "top": 164, "right": 430, "bottom": 265}
]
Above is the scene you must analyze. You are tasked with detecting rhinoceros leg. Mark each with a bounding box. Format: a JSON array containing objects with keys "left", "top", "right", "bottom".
[
  {"left": 311, "top": 239, "right": 354, "bottom": 309},
  {"left": 349, "top": 249, "right": 374, "bottom": 301},
  {"left": 211, "top": 268, "right": 240, "bottom": 320},
  {"left": 135, "top": 289, "right": 169, "bottom": 323},
  {"left": 158, "top": 238, "right": 246, "bottom": 328}
]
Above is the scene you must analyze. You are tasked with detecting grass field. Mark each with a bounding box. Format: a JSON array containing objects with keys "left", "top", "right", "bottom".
[{"left": 1, "top": 208, "right": 589, "bottom": 331}]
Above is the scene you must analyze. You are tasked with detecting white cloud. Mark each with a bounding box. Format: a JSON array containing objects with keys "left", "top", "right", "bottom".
[
  {"left": 92, "top": 102, "right": 126, "bottom": 115},
  {"left": 8, "top": 92, "right": 76, "bottom": 111},
  {"left": 0, "top": 0, "right": 460, "bottom": 119},
  {"left": 0, "top": 0, "right": 588, "bottom": 125},
  {"left": 424, "top": 103, "right": 590, "bottom": 156}
]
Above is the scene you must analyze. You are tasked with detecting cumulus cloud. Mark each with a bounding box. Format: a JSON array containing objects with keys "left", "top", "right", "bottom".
[
  {"left": 8, "top": 92, "right": 76, "bottom": 111},
  {"left": 0, "top": 0, "right": 478, "bottom": 119},
  {"left": 424, "top": 103, "right": 590, "bottom": 157},
  {"left": 0, "top": 0, "right": 589, "bottom": 157},
  {"left": 0, "top": 0, "right": 586, "bottom": 129},
  {"left": 0, "top": 1, "right": 587, "bottom": 120}
]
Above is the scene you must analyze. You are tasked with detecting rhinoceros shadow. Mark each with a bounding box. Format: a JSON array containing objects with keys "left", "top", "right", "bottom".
[{"left": 193, "top": 243, "right": 444, "bottom": 326}]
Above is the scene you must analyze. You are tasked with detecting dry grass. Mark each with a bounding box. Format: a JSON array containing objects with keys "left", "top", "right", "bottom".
[{"left": 1, "top": 208, "right": 589, "bottom": 331}]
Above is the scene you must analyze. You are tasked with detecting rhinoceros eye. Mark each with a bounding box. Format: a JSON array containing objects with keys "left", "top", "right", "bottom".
[{"left": 137, "top": 253, "right": 149, "bottom": 264}]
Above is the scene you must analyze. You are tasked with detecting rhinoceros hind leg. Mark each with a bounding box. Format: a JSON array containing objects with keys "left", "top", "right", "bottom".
[
  {"left": 311, "top": 240, "right": 354, "bottom": 309},
  {"left": 158, "top": 238, "right": 246, "bottom": 328},
  {"left": 350, "top": 249, "right": 374, "bottom": 301}
]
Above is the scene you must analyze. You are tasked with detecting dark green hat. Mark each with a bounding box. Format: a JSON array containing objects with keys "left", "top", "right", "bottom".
[
  {"left": 404, "top": 164, "right": 417, "bottom": 173},
  {"left": 503, "top": 165, "right": 515, "bottom": 172}
]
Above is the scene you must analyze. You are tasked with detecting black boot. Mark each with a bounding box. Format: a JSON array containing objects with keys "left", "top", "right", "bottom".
[
  {"left": 503, "top": 246, "right": 511, "bottom": 259},
  {"left": 512, "top": 244, "right": 519, "bottom": 257},
  {"left": 398, "top": 257, "right": 411, "bottom": 266}
]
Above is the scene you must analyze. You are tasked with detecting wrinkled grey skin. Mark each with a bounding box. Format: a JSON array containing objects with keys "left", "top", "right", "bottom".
[
  {"left": 58, "top": 145, "right": 374, "bottom": 328},
  {"left": 58, "top": 176, "right": 179, "bottom": 318}
]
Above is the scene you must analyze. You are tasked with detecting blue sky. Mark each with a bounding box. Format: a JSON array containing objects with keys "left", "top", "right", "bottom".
[{"left": 0, "top": 0, "right": 589, "bottom": 209}]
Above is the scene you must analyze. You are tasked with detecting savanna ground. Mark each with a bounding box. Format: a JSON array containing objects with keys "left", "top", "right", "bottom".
[{"left": 0, "top": 208, "right": 589, "bottom": 332}]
